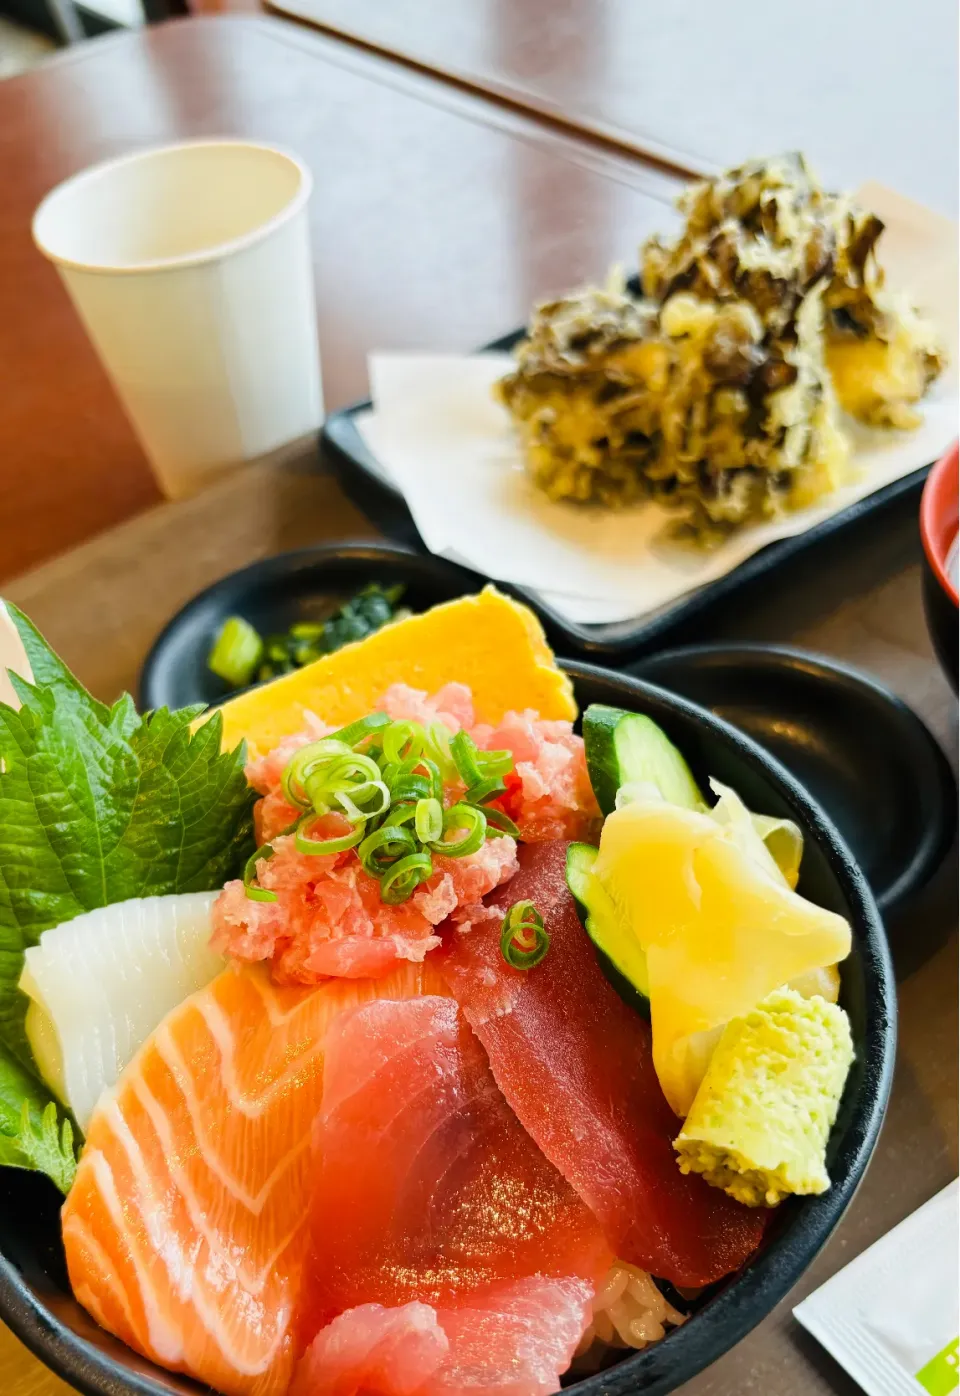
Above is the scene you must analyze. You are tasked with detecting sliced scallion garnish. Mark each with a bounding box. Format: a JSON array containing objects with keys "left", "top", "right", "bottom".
[
  {"left": 465, "top": 776, "right": 507, "bottom": 806},
  {"left": 450, "top": 730, "right": 485, "bottom": 787},
  {"left": 273, "top": 704, "right": 520, "bottom": 907},
  {"left": 359, "top": 824, "right": 417, "bottom": 878},
  {"left": 242, "top": 818, "right": 300, "bottom": 902},
  {"left": 380, "top": 851, "right": 433, "bottom": 904},
  {"left": 295, "top": 814, "right": 365, "bottom": 856},
  {"left": 500, "top": 900, "right": 549, "bottom": 970},
  {"left": 483, "top": 806, "right": 521, "bottom": 838},
  {"left": 243, "top": 842, "right": 279, "bottom": 902},
  {"left": 432, "top": 803, "right": 486, "bottom": 858},
  {"left": 476, "top": 748, "right": 513, "bottom": 779},
  {"left": 415, "top": 797, "right": 444, "bottom": 844},
  {"left": 382, "top": 720, "right": 426, "bottom": 766},
  {"left": 424, "top": 720, "right": 457, "bottom": 779},
  {"left": 329, "top": 711, "right": 391, "bottom": 748}
]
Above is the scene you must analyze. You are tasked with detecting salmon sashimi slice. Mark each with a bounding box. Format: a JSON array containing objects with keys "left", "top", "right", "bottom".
[
  {"left": 62, "top": 960, "right": 446, "bottom": 1396},
  {"left": 299, "top": 995, "right": 611, "bottom": 1343},
  {"left": 439, "top": 842, "right": 768, "bottom": 1289},
  {"left": 292, "top": 1279, "right": 593, "bottom": 1396}
]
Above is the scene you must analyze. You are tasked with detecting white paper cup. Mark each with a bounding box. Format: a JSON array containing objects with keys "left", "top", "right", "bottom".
[{"left": 33, "top": 140, "right": 323, "bottom": 499}]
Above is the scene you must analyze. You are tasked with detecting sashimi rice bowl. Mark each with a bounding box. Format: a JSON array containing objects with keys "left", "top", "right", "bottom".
[{"left": 0, "top": 589, "right": 893, "bottom": 1396}]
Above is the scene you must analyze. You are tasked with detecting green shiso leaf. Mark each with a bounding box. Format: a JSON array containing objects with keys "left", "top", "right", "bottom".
[
  {"left": 0, "top": 1045, "right": 77, "bottom": 1194},
  {"left": 0, "top": 603, "right": 256, "bottom": 1187}
]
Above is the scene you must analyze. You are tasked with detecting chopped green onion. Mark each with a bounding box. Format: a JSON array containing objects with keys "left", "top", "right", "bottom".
[
  {"left": 476, "top": 749, "right": 513, "bottom": 779},
  {"left": 333, "top": 779, "right": 392, "bottom": 823},
  {"left": 424, "top": 721, "right": 457, "bottom": 779},
  {"left": 295, "top": 814, "right": 365, "bottom": 855},
  {"left": 382, "top": 720, "right": 426, "bottom": 766},
  {"left": 383, "top": 756, "right": 434, "bottom": 805},
  {"left": 282, "top": 739, "right": 354, "bottom": 808},
  {"left": 483, "top": 806, "right": 521, "bottom": 838},
  {"left": 415, "top": 797, "right": 443, "bottom": 844},
  {"left": 418, "top": 757, "right": 443, "bottom": 802},
  {"left": 380, "top": 851, "right": 433, "bottom": 904},
  {"left": 329, "top": 712, "right": 391, "bottom": 748},
  {"left": 450, "top": 730, "right": 485, "bottom": 787},
  {"left": 242, "top": 841, "right": 278, "bottom": 902},
  {"left": 242, "top": 819, "right": 301, "bottom": 901},
  {"left": 431, "top": 803, "right": 486, "bottom": 858},
  {"left": 303, "top": 753, "right": 385, "bottom": 817},
  {"left": 208, "top": 616, "right": 264, "bottom": 689},
  {"left": 465, "top": 776, "right": 507, "bottom": 806},
  {"left": 359, "top": 824, "right": 417, "bottom": 877},
  {"left": 500, "top": 900, "right": 549, "bottom": 970}
]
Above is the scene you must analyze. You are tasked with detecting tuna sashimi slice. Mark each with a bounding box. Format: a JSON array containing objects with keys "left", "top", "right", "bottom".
[
  {"left": 299, "top": 995, "right": 611, "bottom": 1338},
  {"left": 62, "top": 961, "right": 445, "bottom": 1396},
  {"left": 293, "top": 1279, "right": 592, "bottom": 1396},
  {"left": 291, "top": 1302, "right": 447, "bottom": 1396},
  {"left": 439, "top": 842, "right": 768, "bottom": 1288}
]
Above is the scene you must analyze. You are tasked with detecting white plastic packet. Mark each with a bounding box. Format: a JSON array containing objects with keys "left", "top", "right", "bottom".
[{"left": 795, "top": 1181, "right": 959, "bottom": 1396}]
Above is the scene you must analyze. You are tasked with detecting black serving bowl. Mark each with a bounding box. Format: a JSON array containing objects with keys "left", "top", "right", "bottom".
[{"left": 0, "top": 663, "right": 895, "bottom": 1396}]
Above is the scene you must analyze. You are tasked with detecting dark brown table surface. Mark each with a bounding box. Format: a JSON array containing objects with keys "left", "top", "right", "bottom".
[
  {"left": 261, "top": 0, "right": 959, "bottom": 216},
  {"left": 0, "top": 13, "right": 679, "bottom": 582}
]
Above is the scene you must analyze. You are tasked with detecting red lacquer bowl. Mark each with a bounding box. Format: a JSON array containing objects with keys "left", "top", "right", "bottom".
[{"left": 920, "top": 442, "right": 959, "bottom": 689}]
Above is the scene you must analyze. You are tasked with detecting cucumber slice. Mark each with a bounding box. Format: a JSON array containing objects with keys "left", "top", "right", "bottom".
[
  {"left": 566, "top": 842, "right": 649, "bottom": 1008},
  {"left": 583, "top": 705, "right": 705, "bottom": 815}
]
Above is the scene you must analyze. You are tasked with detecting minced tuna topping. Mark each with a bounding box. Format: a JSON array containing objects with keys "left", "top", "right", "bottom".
[{"left": 211, "top": 683, "right": 600, "bottom": 983}]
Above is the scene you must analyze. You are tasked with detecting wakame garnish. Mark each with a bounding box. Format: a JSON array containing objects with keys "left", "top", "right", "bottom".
[
  {"left": 500, "top": 900, "right": 550, "bottom": 970},
  {"left": 246, "top": 712, "right": 519, "bottom": 907}
]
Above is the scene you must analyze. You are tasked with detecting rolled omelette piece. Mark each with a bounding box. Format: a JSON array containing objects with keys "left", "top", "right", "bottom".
[
  {"left": 208, "top": 585, "right": 577, "bottom": 760},
  {"left": 674, "top": 988, "right": 854, "bottom": 1208}
]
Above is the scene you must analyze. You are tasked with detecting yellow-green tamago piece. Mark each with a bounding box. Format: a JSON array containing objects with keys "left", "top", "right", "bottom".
[{"left": 674, "top": 988, "right": 854, "bottom": 1207}]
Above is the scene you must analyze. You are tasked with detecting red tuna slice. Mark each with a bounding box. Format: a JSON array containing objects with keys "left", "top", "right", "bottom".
[
  {"left": 299, "top": 995, "right": 611, "bottom": 1342},
  {"left": 291, "top": 1302, "right": 447, "bottom": 1396},
  {"left": 439, "top": 841, "right": 768, "bottom": 1288},
  {"left": 293, "top": 1279, "right": 592, "bottom": 1396}
]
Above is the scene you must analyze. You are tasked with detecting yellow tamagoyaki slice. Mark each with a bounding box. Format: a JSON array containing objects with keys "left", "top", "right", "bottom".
[{"left": 209, "top": 586, "right": 576, "bottom": 761}]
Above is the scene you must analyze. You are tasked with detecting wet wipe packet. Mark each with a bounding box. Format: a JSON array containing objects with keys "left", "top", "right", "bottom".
[{"left": 795, "top": 1181, "right": 959, "bottom": 1396}]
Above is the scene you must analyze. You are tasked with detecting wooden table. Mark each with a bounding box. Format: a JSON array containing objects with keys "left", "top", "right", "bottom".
[
  {"left": 262, "top": 0, "right": 960, "bottom": 216},
  {"left": 0, "top": 13, "right": 679, "bottom": 582},
  {"left": 0, "top": 15, "right": 956, "bottom": 1396}
]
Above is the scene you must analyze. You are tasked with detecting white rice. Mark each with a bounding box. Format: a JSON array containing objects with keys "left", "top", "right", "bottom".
[{"left": 571, "top": 1261, "right": 686, "bottom": 1371}]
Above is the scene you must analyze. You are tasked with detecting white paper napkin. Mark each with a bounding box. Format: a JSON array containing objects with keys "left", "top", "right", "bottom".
[{"left": 356, "top": 184, "right": 958, "bottom": 627}]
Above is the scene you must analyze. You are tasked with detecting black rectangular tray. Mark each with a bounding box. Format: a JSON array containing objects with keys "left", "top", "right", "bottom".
[{"left": 321, "top": 317, "right": 933, "bottom": 664}]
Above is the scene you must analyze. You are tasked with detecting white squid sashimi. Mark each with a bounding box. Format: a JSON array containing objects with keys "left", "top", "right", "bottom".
[{"left": 19, "top": 892, "right": 224, "bottom": 1130}]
